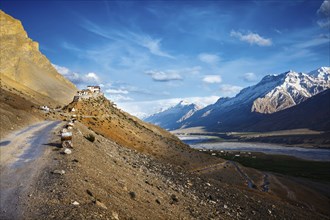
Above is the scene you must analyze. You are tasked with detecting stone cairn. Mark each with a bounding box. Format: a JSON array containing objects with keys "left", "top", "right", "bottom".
[
  {"left": 52, "top": 113, "right": 78, "bottom": 176},
  {"left": 60, "top": 114, "right": 77, "bottom": 149}
]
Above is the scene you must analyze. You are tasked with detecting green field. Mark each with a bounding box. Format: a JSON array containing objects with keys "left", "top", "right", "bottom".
[{"left": 213, "top": 151, "right": 330, "bottom": 181}]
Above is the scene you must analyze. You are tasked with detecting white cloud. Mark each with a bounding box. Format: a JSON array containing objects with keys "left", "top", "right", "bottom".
[
  {"left": 116, "top": 96, "right": 220, "bottom": 118},
  {"left": 198, "top": 53, "right": 220, "bottom": 64},
  {"left": 53, "top": 64, "right": 100, "bottom": 86},
  {"left": 53, "top": 64, "right": 70, "bottom": 74},
  {"left": 145, "top": 66, "right": 201, "bottom": 83},
  {"left": 317, "top": 0, "right": 330, "bottom": 28},
  {"left": 242, "top": 72, "right": 258, "bottom": 82},
  {"left": 318, "top": 0, "right": 330, "bottom": 17},
  {"left": 105, "top": 89, "right": 129, "bottom": 94},
  {"left": 317, "top": 19, "right": 330, "bottom": 28},
  {"left": 230, "top": 30, "right": 272, "bottom": 46},
  {"left": 202, "top": 75, "right": 222, "bottom": 84},
  {"left": 146, "top": 70, "right": 183, "bottom": 82},
  {"left": 219, "top": 84, "right": 243, "bottom": 97},
  {"left": 85, "top": 72, "right": 100, "bottom": 82}
]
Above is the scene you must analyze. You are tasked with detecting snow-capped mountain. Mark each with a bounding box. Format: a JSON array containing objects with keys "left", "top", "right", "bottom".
[
  {"left": 144, "top": 100, "right": 202, "bottom": 130},
  {"left": 248, "top": 89, "right": 330, "bottom": 132},
  {"left": 252, "top": 67, "right": 330, "bottom": 113},
  {"left": 167, "top": 67, "right": 330, "bottom": 131}
]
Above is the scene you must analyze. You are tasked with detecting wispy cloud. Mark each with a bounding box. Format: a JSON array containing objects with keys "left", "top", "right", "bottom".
[
  {"left": 274, "top": 28, "right": 282, "bottom": 34},
  {"left": 317, "top": 0, "right": 330, "bottom": 28},
  {"left": 202, "top": 75, "right": 222, "bottom": 84},
  {"left": 146, "top": 70, "right": 183, "bottom": 82},
  {"left": 219, "top": 84, "right": 243, "bottom": 97},
  {"left": 198, "top": 53, "right": 220, "bottom": 65},
  {"left": 230, "top": 30, "right": 272, "bottom": 46},
  {"left": 105, "top": 89, "right": 129, "bottom": 94},
  {"left": 105, "top": 94, "right": 133, "bottom": 102},
  {"left": 242, "top": 72, "right": 258, "bottom": 82},
  {"left": 138, "top": 35, "right": 174, "bottom": 58},
  {"left": 53, "top": 64, "right": 100, "bottom": 86},
  {"left": 293, "top": 36, "right": 330, "bottom": 49},
  {"left": 81, "top": 19, "right": 174, "bottom": 58}
]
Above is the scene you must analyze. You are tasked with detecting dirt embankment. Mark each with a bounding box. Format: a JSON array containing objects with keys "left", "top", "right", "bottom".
[
  {"left": 0, "top": 86, "right": 44, "bottom": 139},
  {"left": 22, "top": 122, "right": 327, "bottom": 220}
]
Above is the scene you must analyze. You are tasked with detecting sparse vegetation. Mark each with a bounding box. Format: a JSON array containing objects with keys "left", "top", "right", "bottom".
[{"left": 214, "top": 151, "right": 330, "bottom": 181}]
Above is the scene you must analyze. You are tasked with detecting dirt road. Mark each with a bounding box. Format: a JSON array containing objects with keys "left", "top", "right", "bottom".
[{"left": 0, "top": 121, "right": 62, "bottom": 220}]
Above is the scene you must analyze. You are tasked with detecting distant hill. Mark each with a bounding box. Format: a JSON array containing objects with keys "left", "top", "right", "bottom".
[
  {"left": 144, "top": 100, "right": 202, "bottom": 130},
  {"left": 0, "top": 10, "right": 77, "bottom": 105}
]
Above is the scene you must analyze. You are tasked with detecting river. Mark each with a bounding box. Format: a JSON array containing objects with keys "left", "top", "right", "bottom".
[{"left": 178, "top": 136, "right": 330, "bottom": 161}]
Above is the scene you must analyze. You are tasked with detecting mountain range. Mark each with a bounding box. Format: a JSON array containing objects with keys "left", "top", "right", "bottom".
[
  {"left": 144, "top": 100, "right": 201, "bottom": 130},
  {"left": 145, "top": 67, "right": 330, "bottom": 132}
]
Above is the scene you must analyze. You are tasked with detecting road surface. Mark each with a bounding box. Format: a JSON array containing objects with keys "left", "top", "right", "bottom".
[{"left": 0, "top": 121, "right": 61, "bottom": 220}]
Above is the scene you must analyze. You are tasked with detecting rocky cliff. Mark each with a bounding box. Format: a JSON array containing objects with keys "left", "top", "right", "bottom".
[{"left": 0, "top": 10, "right": 77, "bottom": 105}]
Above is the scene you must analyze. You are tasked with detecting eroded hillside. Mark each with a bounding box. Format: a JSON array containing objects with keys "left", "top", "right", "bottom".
[
  {"left": 0, "top": 10, "right": 77, "bottom": 105},
  {"left": 64, "top": 96, "right": 220, "bottom": 170}
]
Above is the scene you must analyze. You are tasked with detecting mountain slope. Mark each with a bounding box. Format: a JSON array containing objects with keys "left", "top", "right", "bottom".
[
  {"left": 144, "top": 101, "right": 201, "bottom": 130},
  {"left": 252, "top": 67, "right": 330, "bottom": 113},
  {"left": 249, "top": 89, "right": 330, "bottom": 131},
  {"left": 58, "top": 95, "right": 329, "bottom": 219},
  {"left": 0, "top": 10, "right": 77, "bottom": 105},
  {"left": 178, "top": 67, "right": 330, "bottom": 132},
  {"left": 64, "top": 96, "right": 220, "bottom": 169}
]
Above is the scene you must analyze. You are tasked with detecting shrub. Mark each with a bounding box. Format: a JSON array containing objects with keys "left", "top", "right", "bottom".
[{"left": 85, "top": 134, "right": 95, "bottom": 142}]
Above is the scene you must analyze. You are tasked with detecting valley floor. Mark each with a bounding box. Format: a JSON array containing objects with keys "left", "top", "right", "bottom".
[{"left": 172, "top": 127, "right": 330, "bottom": 149}]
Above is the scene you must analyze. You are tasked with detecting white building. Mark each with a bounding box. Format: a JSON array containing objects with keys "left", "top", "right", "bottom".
[
  {"left": 87, "top": 86, "right": 101, "bottom": 93},
  {"left": 73, "top": 86, "right": 103, "bottom": 102}
]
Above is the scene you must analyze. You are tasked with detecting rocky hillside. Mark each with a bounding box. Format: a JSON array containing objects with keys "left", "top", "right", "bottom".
[
  {"left": 0, "top": 10, "right": 77, "bottom": 105},
  {"left": 144, "top": 100, "right": 202, "bottom": 130},
  {"left": 250, "top": 89, "right": 330, "bottom": 132},
  {"left": 23, "top": 121, "right": 328, "bottom": 220},
  {"left": 64, "top": 96, "right": 220, "bottom": 170}
]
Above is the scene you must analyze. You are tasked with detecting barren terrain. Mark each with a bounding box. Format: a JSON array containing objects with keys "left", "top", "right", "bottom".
[{"left": 8, "top": 121, "right": 328, "bottom": 219}]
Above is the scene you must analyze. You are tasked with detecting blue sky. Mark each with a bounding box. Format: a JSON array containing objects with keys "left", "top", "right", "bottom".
[{"left": 2, "top": 0, "right": 329, "bottom": 117}]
